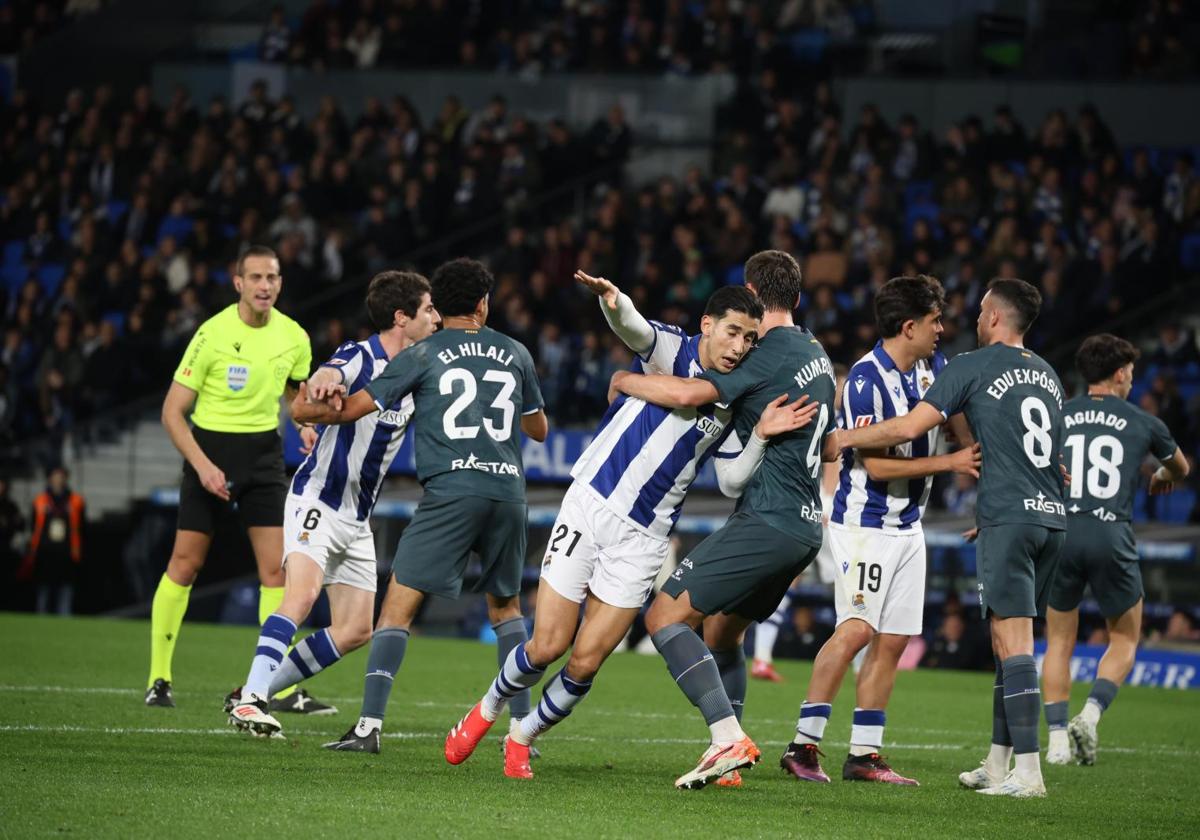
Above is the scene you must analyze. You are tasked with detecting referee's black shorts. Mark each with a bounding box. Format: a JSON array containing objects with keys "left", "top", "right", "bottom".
[{"left": 178, "top": 427, "right": 287, "bottom": 534}]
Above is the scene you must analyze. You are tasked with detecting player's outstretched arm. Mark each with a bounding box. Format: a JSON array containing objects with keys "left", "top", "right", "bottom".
[
  {"left": 291, "top": 383, "right": 376, "bottom": 426},
  {"left": 838, "top": 401, "right": 944, "bottom": 451},
  {"left": 1150, "top": 447, "right": 1190, "bottom": 495},
  {"left": 715, "top": 395, "right": 819, "bottom": 498},
  {"left": 862, "top": 442, "right": 982, "bottom": 482},
  {"left": 521, "top": 409, "right": 549, "bottom": 442},
  {"left": 611, "top": 370, "right": 719, "bottom": 409},
  {"left": 576, "top": 270, "right": 654, "bottom": 356}
]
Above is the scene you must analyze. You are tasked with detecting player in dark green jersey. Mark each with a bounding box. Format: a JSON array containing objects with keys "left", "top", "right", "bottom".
[
  {"left": 837, "top": 278, "right": 1066, "bottom": 798},
  {"left": 1043, "top": 334, "right": 1187, "bottom": 766},
  {"left": 610, "top": 250, "right": 836, "bottom": 790},
  {"left": 294, "top": 258, "right": 548, "bottom": 753}
]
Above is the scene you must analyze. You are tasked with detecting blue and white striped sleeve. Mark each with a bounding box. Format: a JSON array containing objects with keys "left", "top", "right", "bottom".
[
  {"left": 844, "top": 363, "right": 885, "bottom": 428},
  {"left": 320, "top": 341, "right": 367, "bottom": 386},
  {"left": 640, "top": 321, "right": 689, "bottom": 375}
]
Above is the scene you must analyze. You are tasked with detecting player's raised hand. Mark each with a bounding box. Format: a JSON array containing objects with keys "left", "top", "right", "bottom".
[
  {"left": 754, "top": 394, "right": 817, "bottom": 439},
  {"left": 199, "top": 462, "right": 231, "bottom": 501},
  {"left": 949, "top": 442, "right": 982, "bottom": 478},
  {"left": 298, "top": 424, "right": 319, "bottom": 455},
  {"left": 575, "top": 269, "right": 620, "bottom": 310}
]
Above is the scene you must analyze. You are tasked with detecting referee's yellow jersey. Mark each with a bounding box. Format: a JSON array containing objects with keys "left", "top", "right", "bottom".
[{"left": 173, "top": 304, "right": 312, "bottom": 433}]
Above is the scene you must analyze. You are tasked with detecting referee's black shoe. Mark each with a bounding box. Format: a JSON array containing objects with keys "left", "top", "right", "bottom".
[
  {"left": 270, "top": 688, "right": 338, "bottom": 716},
  {"left": 145, "top": 679, "right": 175, "bottom": 708}
]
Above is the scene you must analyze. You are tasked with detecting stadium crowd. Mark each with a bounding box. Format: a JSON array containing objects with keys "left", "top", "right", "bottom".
[
  {"left": 4, "top": 75, "right": 1200, "bottom": 476},
  {"left": 265, "top": 0, "right": 1200, "bottom": 81}
]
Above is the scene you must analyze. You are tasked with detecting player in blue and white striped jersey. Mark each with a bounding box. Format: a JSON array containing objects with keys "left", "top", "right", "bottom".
[
  {"left": 227, "top": 271, "right": 440, "bottom": 737},
  {"left": 444, "top": 273, "right": 811, "bottom": 778},
  {"left": 784, "top": 276, "right": 981, "bottom": 785}
]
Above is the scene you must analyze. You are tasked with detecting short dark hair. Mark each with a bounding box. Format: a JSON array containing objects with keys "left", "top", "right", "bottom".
[
  {"left": 874, "top": 275, "right": 946, "bottom": 338},
  {"left": 366, "top": 271, "right": 431, "bottom": 331},
  {"left": 704, "top": 285, "right": 764, "bottom": 322},
  {"left": 744, "top": 250, "right": 803, "bottom": 312},
  {"left": 1076, "top": 333, "right": 1140, "bottom": 384},
  {"left": 987, "top": 277, "right": 1042, "bottom": 334},
  {"left": 430, "top": 257, "right": 494, "bottom": 318},
  {"left": 236, "top": 245, "right": 278, "bottom": 276}
]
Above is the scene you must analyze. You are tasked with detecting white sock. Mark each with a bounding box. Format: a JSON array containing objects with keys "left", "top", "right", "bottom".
[
  {"left": 355, "top": 715, "right": 382, "bottom": 736},
  {"left": 754, "top": 622, "right": 780, "bottom": 662},
  {"left": 986, "top": 743, "right": 1013, "bottom": 777},
  {"left": 849, "top": 744, "right": 876, "bottom": 757},
  {"left": 1048, "top": 729, "right": 1069, "bottom": 749},
  {"left": 1081, "top": 698, "right": 1103, "bottom": 725},
  {"left": 794, "top": 701, "right": 831, "bottom": 744},
  {"left": 1014, "top": 751, "right": 1042, "bottom": 778},
  {"left": 709, "top": 714, "right": 745, "bottom": 745}
]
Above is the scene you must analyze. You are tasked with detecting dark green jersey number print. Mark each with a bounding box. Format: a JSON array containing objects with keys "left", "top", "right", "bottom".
[
  {"left": 922, "top": 344, "right": 1067, "bottom": 530},
  {"left": 701, "top": 326, "right": 838, "bottom": 547},
  {"left": 1061, "top": 394, "right": 1177, "bottom": 522},
  {"left": 366, "top": 327, "right": 544, "bottom": 502}
]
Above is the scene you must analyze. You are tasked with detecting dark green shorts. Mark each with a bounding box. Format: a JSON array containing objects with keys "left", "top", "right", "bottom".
[
  {"left": 661, "top": 512, "right": 819, "bottom": 623},
  {"left": 1048, "top": 514, "right": 1142, "bottom": 618},
  {"left": 975, "top": 523, "right": 1065, "bottom": 618},
  {"left": 392, "top": 494, "right": 528, "bottom": 599}
]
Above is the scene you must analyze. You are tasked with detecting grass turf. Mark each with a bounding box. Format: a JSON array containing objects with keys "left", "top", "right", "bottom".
[{"left": 0, "top": 613, "right": 1197, "bottom": 839}]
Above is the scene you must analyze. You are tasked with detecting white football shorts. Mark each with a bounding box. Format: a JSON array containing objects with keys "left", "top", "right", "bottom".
[
  {"left": 282, "top": 495, "right": 378, "bottom": 593},
  {"left": 828, "top": 523, "right": 926, "bottom": 635},
  {"left": 539, "top": 482, "right": 670, "bottom": 609}
]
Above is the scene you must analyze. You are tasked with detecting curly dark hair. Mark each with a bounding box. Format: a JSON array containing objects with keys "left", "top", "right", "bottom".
[
  {"left": 1076, "top": 333, "right": 1140, "bottom": 384},
  {"left": 430, "top": 258, "right": 494, "bottom": 318},
  {"left": 365, "top": 271, "right": 431, "bottom": 331},
  {"left": 874, "top": 275, "right": 946, "bottom": 338}
]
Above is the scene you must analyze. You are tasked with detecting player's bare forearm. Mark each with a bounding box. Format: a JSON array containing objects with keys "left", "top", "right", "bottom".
[
  {"left": 614, "top": 371, "right": 718, "bottom": 409},
  {"left": 292, "top": 387, "right": 375, "bottom": 426},
  {"left": 947, "top": 413, "right": 975, "bottom": 447},
  {"left": 521, "top": 410, "right": 549, "bottom": 442},
  {"left": 291, "top": 396, "right": 343, "bottom": 426},
  {"left": 839, "top": 402, "right": 943, "bottom": 450},
  {"left": 863, "top": 443, "right": 981, "bottom": 481}
]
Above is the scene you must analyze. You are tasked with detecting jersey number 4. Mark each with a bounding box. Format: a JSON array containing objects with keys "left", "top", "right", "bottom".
[{"left": 439, "top": 368, "right": 517, "bottom": 442}]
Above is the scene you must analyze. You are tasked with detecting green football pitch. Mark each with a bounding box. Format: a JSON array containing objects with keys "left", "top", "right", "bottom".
[{"left": 1, "top": 613, "right": 1197, "bottom": 839}]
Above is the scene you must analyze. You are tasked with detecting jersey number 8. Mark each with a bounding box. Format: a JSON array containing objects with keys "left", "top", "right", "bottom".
[
  {"left": 439, "top": 368, "right": 517, "bottom": 442},
  {"left": 1019, "top": 396, "right": 1054, "bottom": 469}
]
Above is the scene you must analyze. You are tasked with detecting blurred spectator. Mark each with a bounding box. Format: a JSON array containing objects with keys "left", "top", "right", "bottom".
[{"left": 18, "top": 466, "right": 85, "bottom": 616}]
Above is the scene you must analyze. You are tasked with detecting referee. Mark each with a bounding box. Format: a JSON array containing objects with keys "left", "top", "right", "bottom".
[{"left": 146, "top": 245, "right": 318, "bottom": 710}]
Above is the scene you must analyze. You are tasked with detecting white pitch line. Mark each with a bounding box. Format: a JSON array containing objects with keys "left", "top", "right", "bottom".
[
  {"left": 0, "top": 685, "right": 975, "bottom": 736},
  {"left": 1, "top": 685, "right": 1195, "bottom": 756},
  {"left": 0, "top": 722, "right": 1195, "bottom": 757}
]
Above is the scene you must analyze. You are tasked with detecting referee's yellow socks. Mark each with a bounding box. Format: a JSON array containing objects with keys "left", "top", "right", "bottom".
[
  {"left": 148, "top": 574, "right": 192, "bottom": 688},
  {"left": 258, "top": 585, "right": 296, "bottom": 699}
]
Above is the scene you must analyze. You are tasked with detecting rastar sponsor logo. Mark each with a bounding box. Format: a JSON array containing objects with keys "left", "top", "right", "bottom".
[
  {"left": 1022, "top": 491, "right": 1066, "bottom": 516},
  {"left": 450, "top": 453, "right": 520, "bottom": 476}
]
